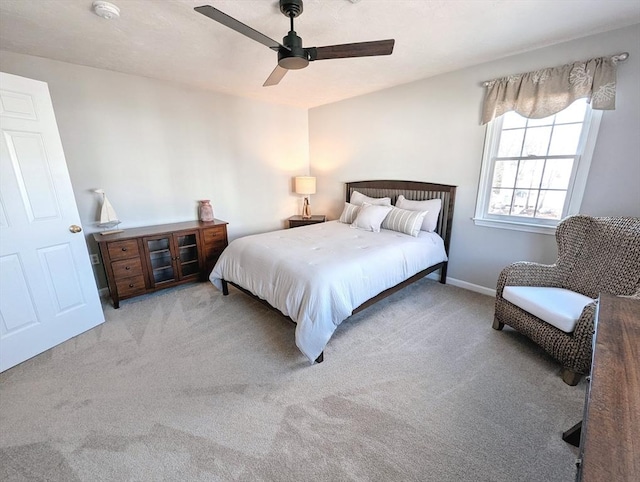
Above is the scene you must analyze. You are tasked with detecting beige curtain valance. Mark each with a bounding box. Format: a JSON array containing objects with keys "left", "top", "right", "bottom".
[{"left": 481, "top": 54, "right": 627, "bottom": 125}]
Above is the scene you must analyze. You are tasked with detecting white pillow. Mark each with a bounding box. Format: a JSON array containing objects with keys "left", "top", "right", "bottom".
[
  {"left": 381, "top": 207, "right": 428, "bottom": 237},
  {"left": 338, "top": 202, "right": 361, "bottom": 224},
  {"left": 351, "top": 203, "right": 393, "bottom": 232},
  {"left": 396, "top": 195, "right": 442, "bottom": 232},
  {"left": 350, "top": 190, "right": 392, "bottom": 207}
]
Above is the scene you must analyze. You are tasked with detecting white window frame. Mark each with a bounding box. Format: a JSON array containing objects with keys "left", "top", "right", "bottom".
[{"left": 473, "top": 103, "right": 603, "bottom": 235}]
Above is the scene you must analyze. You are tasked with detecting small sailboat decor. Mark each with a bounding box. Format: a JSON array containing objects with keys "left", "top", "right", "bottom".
[{"left": 94, "top": 189, "right": 124, "bottom": 235}]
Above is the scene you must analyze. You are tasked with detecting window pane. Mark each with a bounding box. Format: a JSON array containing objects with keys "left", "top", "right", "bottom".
[
  {"left": 527, "top": 114, "right": 555, "bottom": 127},
  {"left": 536, "top": 190, "right": 567, "bottom": 220},
  {"left": 548, "top": 124, "right": 582, "bottom": 155},
  {"left": 492, "top": 160, "right": 518, "bottom": 188},
  {"left": 475, "top": 94, "right": 596, "bottom": 232},
  {"left": 488, "top": 189, "right": 514, "bottom": 215},
  {"left": 515, "top": 158, "right": 544, "bottom": 189},
  {"left": 555, "top": 99, "right": 587, "bottom": 124},
  {"left": 522, "top": 126, "right": 552, "bottom": 156},
  {"left": 497, "top": 129, "right": 525, "bottom": 157},
  {"left": 512, "top": 189, "right": 539, "bottom": 217},
  {"left": 541, "top": 158, "right": 574, "bottom": 189},
  {"left": 502, "top": 111, "right": 527, "bottom": 129}
]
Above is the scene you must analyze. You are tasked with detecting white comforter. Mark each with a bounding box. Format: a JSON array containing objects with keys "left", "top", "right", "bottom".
[{"left": 209, "top": 221, "right": 447, "bottom": 363}]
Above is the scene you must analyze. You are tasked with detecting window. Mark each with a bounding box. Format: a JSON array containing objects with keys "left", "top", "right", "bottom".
[{"left": 474, "top": 98, "right": 602, "bottom": 234}]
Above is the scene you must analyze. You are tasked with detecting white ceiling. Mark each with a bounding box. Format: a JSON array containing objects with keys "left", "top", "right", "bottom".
[{"left": 1, "top": 0, "right": 639, "bottom": 109}]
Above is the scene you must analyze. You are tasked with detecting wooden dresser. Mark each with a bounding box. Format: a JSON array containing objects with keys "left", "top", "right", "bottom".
[
  {"left": 94, "top": 220, "right": 228, "bottom": 308},
  {"left": 574, "top": 293, "right": 640, "bottom": 481}
]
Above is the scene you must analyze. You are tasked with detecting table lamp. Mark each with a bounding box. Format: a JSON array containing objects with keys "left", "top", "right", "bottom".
[{"left": 295, "top": 176, "right": 316, "bottom": 219}]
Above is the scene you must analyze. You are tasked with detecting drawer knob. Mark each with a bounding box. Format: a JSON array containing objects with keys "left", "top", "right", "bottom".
[
  {"left": 125, "top": 266, "right": 131, "bottom": 270},
  {"left": 121, "top": 247, "right": 127, "bottom": 251},
  {"left": 129, "top": 283, "right": 134, "bottom": 288}
]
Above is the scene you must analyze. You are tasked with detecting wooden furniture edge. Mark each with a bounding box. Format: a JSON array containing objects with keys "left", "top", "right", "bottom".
[{"left": 576, "top": 293, "right": 640, "bottom": 481}]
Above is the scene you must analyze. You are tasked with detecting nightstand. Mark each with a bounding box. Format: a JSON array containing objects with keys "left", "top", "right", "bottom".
[{"left": 288, "top": 215, "right": 326, "bottom": 228}]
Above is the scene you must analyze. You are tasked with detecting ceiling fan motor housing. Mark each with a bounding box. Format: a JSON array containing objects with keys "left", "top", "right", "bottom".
[{"left": 278, "top": 31, "right": 309, "bottom": 69}]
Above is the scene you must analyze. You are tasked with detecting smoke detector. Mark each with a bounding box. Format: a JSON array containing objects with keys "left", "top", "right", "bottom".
[{"left": 93, "top": 1, "right": 120, "bottom": 20}]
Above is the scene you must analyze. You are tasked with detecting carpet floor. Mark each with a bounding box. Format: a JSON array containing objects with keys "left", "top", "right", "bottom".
[{"left": 0, "top": 279, "right": 585, "bottom": 481}]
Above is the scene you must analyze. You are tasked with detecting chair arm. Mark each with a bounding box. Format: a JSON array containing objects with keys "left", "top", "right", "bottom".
[
  {"left": 575, "top": 288, "right": 639, "bottom": 347},
  {"left": 496, "top": 261, "right": 563, "bottom": 296},
  {"left": 572, "top": 301, "right": 597, "bottom": 341}
]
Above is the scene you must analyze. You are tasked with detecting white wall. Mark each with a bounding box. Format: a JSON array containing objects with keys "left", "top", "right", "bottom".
[
  {"left": 2, "top": 24, "right": 638, "bottom": 293},
  {"left": 309, "top": 24, "right": 640, "bottom": 290},
  {"left": 0, "top": 51, "right": 309, "bottom": 288}
]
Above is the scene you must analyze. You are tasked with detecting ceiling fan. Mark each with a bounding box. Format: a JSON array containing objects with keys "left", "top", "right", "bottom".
[{"left": 195, "top": 0, "right": 395, "bottom": 86}]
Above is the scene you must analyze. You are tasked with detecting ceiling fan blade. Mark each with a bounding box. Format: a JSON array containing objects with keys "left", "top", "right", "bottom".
[
  {"left": 308, "top": 39, "right": 395, "bottom": 61},
  {"left": 263, "top": 65, "right": 288, "bottom": 87},
  {"left": 195, "top": 5, "right": 287, "bottom": 52}
]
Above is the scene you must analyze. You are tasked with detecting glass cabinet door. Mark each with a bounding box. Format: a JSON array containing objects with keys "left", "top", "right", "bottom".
[
  {"left": 176, "top": 232, "right": 200, "bottom": 279},
  {"left": 146, "top": 236, "right": 176, "bottom": 285}
]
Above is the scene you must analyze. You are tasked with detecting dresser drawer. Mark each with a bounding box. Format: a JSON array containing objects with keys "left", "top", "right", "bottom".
[
  {"left": 203, "top": 227, "right": 226, "bottom": 246},
  {"left": 115, "top": 274, "right": 146, "bottom": 297},
  {"left": 111, "top": 258, "right": 143, "bottom": 280},
  {"left": 204, "top": 248, "right": 224, "bottom": 264},
  {"left": 107, "top": 240, "right": 140, "bottom": 261}
]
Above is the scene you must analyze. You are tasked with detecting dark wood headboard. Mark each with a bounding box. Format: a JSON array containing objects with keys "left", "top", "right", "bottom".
[{"left": 345, "top": 180, "right": 457, "bottom": 256}]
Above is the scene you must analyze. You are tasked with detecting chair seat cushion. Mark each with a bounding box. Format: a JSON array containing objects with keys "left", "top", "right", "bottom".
[{"left": 503, "top": 286, "right": 595, "bottom": 333}]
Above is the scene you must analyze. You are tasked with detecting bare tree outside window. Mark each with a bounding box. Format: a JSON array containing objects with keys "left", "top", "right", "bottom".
[
  {"left": 487, "top": 99, "right": 589, "bottom": 220},
  {"left": 475, "top": 98, "right": 601, "bottom": 234}
]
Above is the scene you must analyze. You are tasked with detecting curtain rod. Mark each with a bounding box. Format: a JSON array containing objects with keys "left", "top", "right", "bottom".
[{"left": 481, "top": 52, "right": 630, "bottom": 87}]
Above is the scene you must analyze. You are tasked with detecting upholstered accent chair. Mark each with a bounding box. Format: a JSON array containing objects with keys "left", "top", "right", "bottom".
[{"left": 493, "top": 215, "right": 640, "bottom": 385}]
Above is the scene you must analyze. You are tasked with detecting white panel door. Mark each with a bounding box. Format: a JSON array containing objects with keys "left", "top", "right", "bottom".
[{"left": 0, "top": 72, "right": 104, "bottom": 372}]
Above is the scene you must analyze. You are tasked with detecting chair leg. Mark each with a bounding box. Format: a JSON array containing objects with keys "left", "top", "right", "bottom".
[
  {"left": 561, "top": 367, "right": 582, "bottom": 386},
  {"left": 562, "top": 421, "right": 582, "bottom": 447},
  {"left": 492, "top": 317, "right": 504, "bottom": 330}
]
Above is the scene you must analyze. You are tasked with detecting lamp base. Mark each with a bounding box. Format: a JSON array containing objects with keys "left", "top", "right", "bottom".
[{"left": 302, "top": 197, "right": 311, "bottom": 219}]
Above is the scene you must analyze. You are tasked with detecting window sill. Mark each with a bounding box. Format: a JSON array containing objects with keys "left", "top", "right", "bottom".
[{"left": 473, "top": 217, "right": 557, "bottom": 235}]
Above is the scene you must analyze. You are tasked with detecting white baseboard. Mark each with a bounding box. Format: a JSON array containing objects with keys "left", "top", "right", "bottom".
[
  {"left": 446, "top": 277, "right": 495, "bottom": 297},
  {"left": 426, "top": 272, "right": 495, "bottom": 297}
]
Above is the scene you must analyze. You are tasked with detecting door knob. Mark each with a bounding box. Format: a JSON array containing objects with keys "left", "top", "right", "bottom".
[{"left": 69, "top": 225, "right": 82, "bottom": 233}]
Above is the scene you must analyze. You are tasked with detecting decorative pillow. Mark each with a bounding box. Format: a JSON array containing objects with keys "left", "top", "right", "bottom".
[
  {"left": 381, "top": 207, "right": 428, "bottom": 237},
  {"left": 351, "top": 203, "right": 393, "bottom": 233},
  {"left": 350, "top": 190, "right": 392, "bottom": 207},
  {"left": 396, "top": 195, "right": 442, "bottom": 232},
  {"left": 338, "top": 202, "right": 361, "bottom": 224}
]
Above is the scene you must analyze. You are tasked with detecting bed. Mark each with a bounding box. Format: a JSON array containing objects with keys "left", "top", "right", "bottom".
[{"left": 209, "top": 180, "right": 456, "bottom": 363}]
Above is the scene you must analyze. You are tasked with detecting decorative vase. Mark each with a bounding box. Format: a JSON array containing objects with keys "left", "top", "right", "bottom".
[{"left": 198, "top": 200, "right": 214, "bottom": 222}]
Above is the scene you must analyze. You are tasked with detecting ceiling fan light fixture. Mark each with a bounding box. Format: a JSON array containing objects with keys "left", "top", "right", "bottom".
[
  {"left": 278, "top": 30, "right": 309, "bottom": 70},
  {"left": 278, "top": 55, "right": 309, "bottom": 70},
  {"left": 92, "top": 1, "right": 120, "bottom": 20}
]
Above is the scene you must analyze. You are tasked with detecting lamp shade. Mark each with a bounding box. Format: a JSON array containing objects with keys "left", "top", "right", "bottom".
[{"left": 295, "top": 176, "right": 316, "bottom": 195}]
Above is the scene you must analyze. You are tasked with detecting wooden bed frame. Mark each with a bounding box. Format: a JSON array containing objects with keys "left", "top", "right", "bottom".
[{"left": 221, "top": 180, "right": 457, "bottom": 363}]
